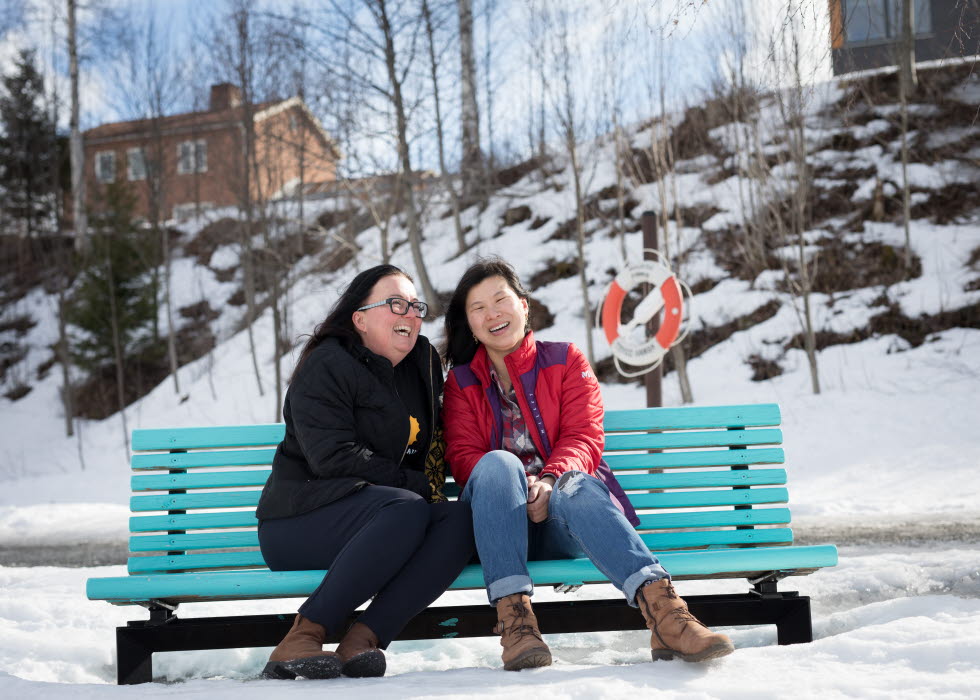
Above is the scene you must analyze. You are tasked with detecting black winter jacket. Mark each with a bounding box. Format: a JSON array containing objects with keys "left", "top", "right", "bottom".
[{"left": 256, "top": 335, "right": 447, "bottom": 521}]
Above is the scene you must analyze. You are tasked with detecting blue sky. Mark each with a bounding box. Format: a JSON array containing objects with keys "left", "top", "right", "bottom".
[{"left": 1, "top": 1, "right": 833, "bottom": 173}]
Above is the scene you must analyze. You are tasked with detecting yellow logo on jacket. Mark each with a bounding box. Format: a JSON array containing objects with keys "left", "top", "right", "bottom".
[{"left": 408, "top": 415, "right": 420, "bottom": 445}]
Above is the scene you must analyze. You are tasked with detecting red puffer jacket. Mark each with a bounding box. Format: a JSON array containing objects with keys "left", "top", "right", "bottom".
[{"left": 444, "top": 332, "right": 639, "bottom": 525}]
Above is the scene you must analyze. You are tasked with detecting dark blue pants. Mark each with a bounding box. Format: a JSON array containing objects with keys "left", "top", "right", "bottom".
[{"left": 258, "top": 485, "right": 474, "bottom": 647}]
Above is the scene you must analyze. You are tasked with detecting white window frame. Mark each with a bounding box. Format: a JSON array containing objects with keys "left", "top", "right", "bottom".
[
  {"left": 127, "top": 147, "right": 147, "bottom": 181},
  {"left": 177, "top": 139, "right": 208, "bottom": 175},
  {"left": 95, "top": 151, "right": 116, "bottom": 184},
  {"left": 843, "top": 0, "right": 932, "bottom": 45}
]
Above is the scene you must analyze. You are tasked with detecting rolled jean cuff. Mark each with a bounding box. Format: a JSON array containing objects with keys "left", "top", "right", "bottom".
[
  {"left": 487, "top": 574, "right": 533, "bottom": 606},
  {"left": 623, "top": 566, "right": 670, "bottom": 607}
]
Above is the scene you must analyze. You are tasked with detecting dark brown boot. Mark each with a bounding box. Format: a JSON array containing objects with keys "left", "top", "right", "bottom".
[
  {"left": 637, "top": 579, "right": 735, "bottom": 662},
  {"left": 262, "top": 614, "right": 342, "bottom": 680},
  {"left": 493, "top": 594, "right": 552, "bottom": 671},
  {"left": 336, "top": 622, "right": 386, "bottom": 678}
]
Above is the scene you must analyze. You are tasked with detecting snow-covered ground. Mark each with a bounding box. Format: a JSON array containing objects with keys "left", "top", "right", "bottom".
[{"left": 1, "top": 544, "right": 979, "bottom": 696}]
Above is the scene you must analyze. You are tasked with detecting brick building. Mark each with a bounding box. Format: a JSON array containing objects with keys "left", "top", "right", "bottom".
[
  {"left": 829, "top": 0, "right": 980, "bottom": 75},
  {"left": 81, "top": 84, "right": 340, "bottom": 222}
]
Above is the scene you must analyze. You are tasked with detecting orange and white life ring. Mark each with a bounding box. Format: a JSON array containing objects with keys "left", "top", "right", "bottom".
[{"left": 601, "top": 257, "right": 683, "bottom": 370}]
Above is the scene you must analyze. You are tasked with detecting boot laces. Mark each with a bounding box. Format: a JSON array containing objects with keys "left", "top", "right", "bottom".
[
  {"left": 495, "top": 601, "right": 543, "bottom": 642},
  {"left": 669, "top": 605, "right": 706, "bottom": 629}
]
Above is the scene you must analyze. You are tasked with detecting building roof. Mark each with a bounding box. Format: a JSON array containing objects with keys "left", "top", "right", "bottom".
[
  {"left": 83, "top": 100, "right": 277, "bottom": 140},
  {"left": 83, "top": 97, "right": 340, "bottom": 159}
]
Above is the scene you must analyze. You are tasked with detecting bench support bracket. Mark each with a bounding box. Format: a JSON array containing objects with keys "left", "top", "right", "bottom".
[{"left": 114, "top": 591, "right": 813, "bottom": 684}]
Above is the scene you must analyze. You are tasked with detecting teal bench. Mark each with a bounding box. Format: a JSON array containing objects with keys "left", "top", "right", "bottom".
[{"left": 87, "top": 402, "right": 838, "bottom": 683}]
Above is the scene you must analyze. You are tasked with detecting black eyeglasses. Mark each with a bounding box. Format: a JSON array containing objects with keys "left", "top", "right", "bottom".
[{"left": 357, "top": 297, "right": 429, "bottom": 318}]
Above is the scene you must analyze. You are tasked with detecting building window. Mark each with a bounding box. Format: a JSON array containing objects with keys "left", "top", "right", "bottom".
[
  {"left": 127, "top": 148, "right": 147, "bottom": 181},
  {"left": 177, "top": 139, "right": 208, "bottom": 175},
  {"left": 95, "top": 151, "right": 116, "bottom": 183},
  {"left": 842, "top": 0, "right": 932, "bottom": 45}
]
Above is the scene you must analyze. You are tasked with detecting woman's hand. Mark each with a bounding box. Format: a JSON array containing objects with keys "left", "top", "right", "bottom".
[{"left": 526, "top": 475, "right": 555, "bottom": 523}]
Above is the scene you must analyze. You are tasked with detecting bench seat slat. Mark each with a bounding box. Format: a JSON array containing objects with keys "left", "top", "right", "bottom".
[
  {"left": 131, "top": 491, "right": 260, "bottom": 512},
  {"left": 132, "top": 470, "right": 272, "bottom": 492},
  {"left": 629, "top": 487, "right": 788, "bottom": 510},
  {"left": 131, "top": 449, "right": 277, "bottom": 471},
  {"left": 603, "top": 404, "right": 781, "bottom": 432},
  {"left": 603, "top": 428, "right": 782, "bottom": 452},
  {"left": 604, "top": 447, "right": 784, "bottom": 470},
  {"left": 89, "top": 543, "right": 837, "bottom": 605}
]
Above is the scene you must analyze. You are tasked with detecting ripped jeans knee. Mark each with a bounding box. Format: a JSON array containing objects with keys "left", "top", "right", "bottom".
[{"left": 555, "top": 470, "right": 588, "bottom": 496}]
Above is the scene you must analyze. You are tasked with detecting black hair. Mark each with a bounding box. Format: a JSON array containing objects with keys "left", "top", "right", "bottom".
[
  {"left": 291, "top": 264, "right": 411, "bottom": 382},
  {"left": 442, "top": 256, "right": 530, "bottom": 368}
]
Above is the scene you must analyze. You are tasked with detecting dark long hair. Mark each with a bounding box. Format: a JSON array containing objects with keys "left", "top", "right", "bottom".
[
  {"left": 291, "top": 264, "right": 411, "bottom": 382},
  {"left": 443, "top": 256, "right": 530, "bottom": 368}
]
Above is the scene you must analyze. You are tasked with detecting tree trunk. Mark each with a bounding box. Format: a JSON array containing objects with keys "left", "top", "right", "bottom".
[
  {"left": 458, "top": 0, "right": 482, "bottom": 201},
  {"left": 423, "top": 0, "right": 466, "bottom": 255},
  {"left": 233, "top": 6, "right": 264, "bottom": 397},
  {"left": 568, "top": 136, "right": 594, "bottom": 366},
  {"left": 56, "top": 290, "right": 74, "bottom": 437},
  {"left": 104, "top": 240, "right": 130, "bottom": 451},
  {"left": 67, "top": 0, "right": 87, "bottom": 253},
  {"left": 379, "top": 0, "right": 441, "bottom": 315},
  {"left": 898, "top": 0, "right": 917, "bottom": 276}
]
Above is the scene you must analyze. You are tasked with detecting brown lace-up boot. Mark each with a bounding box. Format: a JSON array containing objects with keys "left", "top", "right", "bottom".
[
  {"left": 336, "top": 622, "right": 386, "bottom": 678},
  {"left": 637, "top": 579, "right": 735, "bottom": 662},
  {"left": 262, "top": 614, "right": 342, "bottom": 680},
  {"left": 493, "top": 593, "right": 552, "bottom": 671}
]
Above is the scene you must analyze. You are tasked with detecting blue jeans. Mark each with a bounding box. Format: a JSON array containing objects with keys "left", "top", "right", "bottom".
[{"left": 460, "top": 450, "right": 669, "bottom": 607}]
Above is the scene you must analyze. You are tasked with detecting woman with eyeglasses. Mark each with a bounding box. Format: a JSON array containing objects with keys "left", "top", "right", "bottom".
[
  {"left": 256, "top": 264, "right": 474, "bottom": 681},
  {"left": 442, "top": 257, "right": 733, "bottom": 671}
]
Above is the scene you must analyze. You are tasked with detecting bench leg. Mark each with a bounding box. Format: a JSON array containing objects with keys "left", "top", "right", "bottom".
[
  {"left": 116, "top": 627, "right": 152, "bottom": 685},
  {"left": 774, "top": 596, "right": 813, "bottom": 645}
]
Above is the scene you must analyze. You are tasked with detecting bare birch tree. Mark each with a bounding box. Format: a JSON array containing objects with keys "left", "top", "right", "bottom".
[
  {"left": 111, "top": 8, "right": 187, "bottom": 395},
  {"left": 767, "top": 3, "right": 821, "bottom": 394},
  {"left": 458, "top": 0, "right": 483, "bottom": 202},
  {"left": 539, "top": 1, "right": 595, "bottom": 364},
  {"left": 897, "top": 0, "right": 917, "bottom": 276},
  {"left": 422, "top": 0, "right": 466, "bottom": 254},
  {"left": 208, "top": 0, "right": 269, "bottom": 397},
  {"left": 66, "top": 0, "right": 86, "bottom": 253}
]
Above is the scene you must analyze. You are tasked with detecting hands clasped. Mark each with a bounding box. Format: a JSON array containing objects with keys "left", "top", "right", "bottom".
[{"left": 526, "top": 474, "right": 555, "bottom": 523}]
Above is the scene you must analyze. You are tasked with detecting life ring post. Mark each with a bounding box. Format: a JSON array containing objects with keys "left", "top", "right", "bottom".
[{"left": 641, "top": 212, "right": 662, "bottom": 408}]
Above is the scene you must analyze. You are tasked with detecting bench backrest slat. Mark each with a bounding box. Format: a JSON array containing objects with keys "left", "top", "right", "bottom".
[
  {"left": 132, "top": 470, "right": 272, "bottom": 492},
  {"left": 604, "top": 447, "right": 784, "bottom": 470},
  {"left": 132, "top": 449, "right": 277, "bottom": 470},
  {"left": 604, "top": 428, "right": 782, "bottom": 451},
  {"left": 602, "top": 404, "right": 780, "bottom": 431}
]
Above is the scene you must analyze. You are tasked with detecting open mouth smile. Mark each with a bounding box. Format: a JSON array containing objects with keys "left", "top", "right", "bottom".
[
  {"left": 489, "top": 322, "right": 510, "bottom": 334},
  {"left": 394, "top": 325, "right": 413, "bottom": 337}
]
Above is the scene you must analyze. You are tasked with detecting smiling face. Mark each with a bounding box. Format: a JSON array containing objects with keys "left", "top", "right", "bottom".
[
  {"left": 352, "top": 273, "right": 422, "bottom": 366},
  {"left": 465, "top": 275, "right": 529, "bottom": 363}
]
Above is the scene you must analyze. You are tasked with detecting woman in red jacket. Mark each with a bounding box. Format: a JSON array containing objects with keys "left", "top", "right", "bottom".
[{"left": 442, "top": 257, "right": 733, "bottom": 671}]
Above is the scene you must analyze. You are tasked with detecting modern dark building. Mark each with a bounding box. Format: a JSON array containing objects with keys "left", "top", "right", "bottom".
[{"left": 829, "top": 0, "right": 980, "bottom": 75}]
